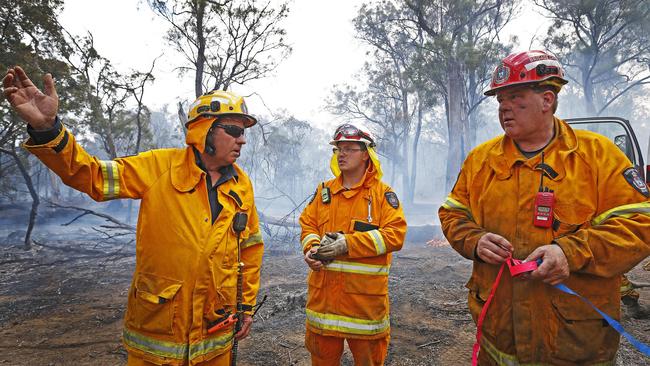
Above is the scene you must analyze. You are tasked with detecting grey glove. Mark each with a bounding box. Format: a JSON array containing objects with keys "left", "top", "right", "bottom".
[
  {"left": 313, "top": 232, "right": 348, "bottom": 260},
  {"left": 319, "top": 232, "right": 338, "bottom": 247}
]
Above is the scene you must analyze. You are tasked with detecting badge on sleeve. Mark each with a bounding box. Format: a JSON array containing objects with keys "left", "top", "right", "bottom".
[
  {"left": 623, "top": 168, "right": 649, "bottom": 197},
  {"left": 385, "top": 192, "right": 400, "bottom": 208}
]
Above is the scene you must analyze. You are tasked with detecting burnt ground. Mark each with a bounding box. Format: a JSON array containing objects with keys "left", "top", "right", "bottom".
[{"left": 1, "top": 224, "right": 649, "bottom": 365}]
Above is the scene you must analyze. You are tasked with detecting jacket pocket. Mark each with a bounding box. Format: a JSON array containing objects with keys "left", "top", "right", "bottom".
[
  {"left": 552, "top": 202, "right": 591, "bottom": 239},
  {"left": 351, "top": 220, "right": 379, "bottom": 232},
  {"left": 130, "top": 272, "right": 182, "bottom": 335},
  {"left": 466, "top": 278, "right": 497, "bottom": 336},
  {"left": 343, "top": 274, "right": 388, "bottom": 295},
  {"left": 216, "top": 265, "right": 239, "bottom": 308},
  {"left": 551, "top": 295, "right": 618, "bottom": 362}
]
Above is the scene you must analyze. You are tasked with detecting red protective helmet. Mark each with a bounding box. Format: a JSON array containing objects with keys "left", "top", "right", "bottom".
[{"left": 484, "top": 50, "right": 569, "bottom": 96}]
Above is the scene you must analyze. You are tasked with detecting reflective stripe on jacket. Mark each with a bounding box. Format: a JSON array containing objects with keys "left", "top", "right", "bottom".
[
  {"left": 439, "top": 118, "right": 650, "bottom": 365},
  {"left": 24, "top": 126, "right": 264, "bottom": 365},
  {"left": 299, "top": 164, "right": 407, "bottom": 339}
]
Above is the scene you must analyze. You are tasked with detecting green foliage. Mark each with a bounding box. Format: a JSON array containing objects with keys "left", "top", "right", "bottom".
[{"left": 538, "top": 0, "right": 650, "bottom": 115}]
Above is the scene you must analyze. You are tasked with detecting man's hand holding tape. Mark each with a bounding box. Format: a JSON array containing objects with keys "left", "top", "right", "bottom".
[{"left": 524, "top": 243, "right": 569, "bottom": 286}]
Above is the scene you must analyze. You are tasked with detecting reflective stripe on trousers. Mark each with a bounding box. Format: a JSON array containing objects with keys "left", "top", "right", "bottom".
[
  {"left": 123, "top": 329, "right": 233, "bottom": 362},
  {"left": 305, "top": 308, "right": 390, "bottom": 336},
  {"left": 481, "top": 338, "right": 614, "bottom": 366}
]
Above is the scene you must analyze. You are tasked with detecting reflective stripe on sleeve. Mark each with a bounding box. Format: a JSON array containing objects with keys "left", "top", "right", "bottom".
[
  {"left": 591, "top": 202, "right": 650, "bottom": 226},
  {"left": 368, "top": 229, "right": 386, "bottom": 255},
  {"left": 99, "top": 160, "right": 120, "bottom": 200},
  {"left": 305, "top": 308, "right": 390, "bottom": 336},
  {"left": 302, "top": 233, "right": 321, "bottom": 250},
  {"left": 441, "top": 196, "right": 473, "bottom": 221},
  {"left": 241, "top": 231, "right": 263, "bottom": 249},
  {"left": 324, "top": 260, "right": 389, "bottom": 276}
]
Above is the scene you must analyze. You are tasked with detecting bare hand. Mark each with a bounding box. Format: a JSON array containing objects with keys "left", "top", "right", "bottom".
[
  {"left": 234, "top": 313, "right": 253, "bottom": 340},
  {"left": 304, "top": 247, "right": 324, "bottom": 271},
  {"left": 3, "top": 66, "right": 58, "bottom": 130},
  {"left": 525, "top": 244, "right": 569, "bottom": 285},
  {"left": 476, "top": 232, "right": 513, "bottom": 264}
]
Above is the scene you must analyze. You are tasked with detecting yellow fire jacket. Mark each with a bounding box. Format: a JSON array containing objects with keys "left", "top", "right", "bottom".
[
  {"left": 299, "top": 164, "right": 407, "bottom": 339},
  {"left": 24, "top": 125, "right": 264, "bottom": 365},
  {"left": 439, "top": 117, "right": 650, "bottom": 365}
]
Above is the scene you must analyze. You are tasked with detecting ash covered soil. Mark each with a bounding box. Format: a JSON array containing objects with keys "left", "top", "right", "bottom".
[{"left": 1, "top": 236, "right": 649, "bottom": 365}]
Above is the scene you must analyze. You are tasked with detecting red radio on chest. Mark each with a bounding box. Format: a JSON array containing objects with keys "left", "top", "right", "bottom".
[{"left": 533, "top": 191, "right": 555, "bottom": 228}]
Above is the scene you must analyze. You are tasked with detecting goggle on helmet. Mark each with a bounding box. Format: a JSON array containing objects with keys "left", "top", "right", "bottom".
[{"left": 329, "top": 123, "right": 376, "bottom": 148}]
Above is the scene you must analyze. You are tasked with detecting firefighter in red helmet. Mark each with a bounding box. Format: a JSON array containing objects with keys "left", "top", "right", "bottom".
[{"left": 439, "top": 50, "right": 650, "bottom": 365}]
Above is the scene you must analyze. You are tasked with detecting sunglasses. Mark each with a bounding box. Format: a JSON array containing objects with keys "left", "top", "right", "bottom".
[
  {"left": 215, "top": 124, "right": 245, "bottom": 138},
  {"left": 332, "top": 147, "right": 365, "bottom": 155}
]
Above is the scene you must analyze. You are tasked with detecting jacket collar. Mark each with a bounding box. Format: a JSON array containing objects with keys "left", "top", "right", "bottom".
[
  {"left": 330, "top": 163, "right": 379, "bottom": 198},
  {"left": 171, "top": 147, "right": 204, "bottom": 192},
  {"left": 486, "top": 117, "right": 578, "bottom": 181},
  {"left": 170, "top": 147, "right": 240, "bottom": 193}
]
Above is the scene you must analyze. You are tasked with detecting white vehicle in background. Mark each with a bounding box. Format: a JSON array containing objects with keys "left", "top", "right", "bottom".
[{"left": 567, "top": 117, "right": 648, "bottom": 185}]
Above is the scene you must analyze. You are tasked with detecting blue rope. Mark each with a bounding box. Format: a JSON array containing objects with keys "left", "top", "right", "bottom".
[{"left": 553, "top": 283, "right": 650, "bottom": 356}]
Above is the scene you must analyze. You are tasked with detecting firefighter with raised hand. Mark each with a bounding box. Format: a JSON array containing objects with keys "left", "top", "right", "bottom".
[
  {"left": 300, "top": 124, "right": 407, "bottom": 366},
  {"left": 438, "top": 50, "right": 650, "bottom": 365},
  {"left": 3, "top": 66, "right": 265, "bottom": 366}
]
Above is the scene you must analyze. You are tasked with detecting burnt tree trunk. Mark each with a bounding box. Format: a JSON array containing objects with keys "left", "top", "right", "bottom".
[
  {"left": 408, "top": 97, "right": 423, "bottom": 205},
  {"left": 1, "top": 145, "right": 39, "bottom": 250},
  {"left": 445, "top": 58, "right": 470, "bottom": 192}
]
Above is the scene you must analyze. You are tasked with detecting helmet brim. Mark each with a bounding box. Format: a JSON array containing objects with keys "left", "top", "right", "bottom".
[
  {"left": 329, "top": 138, "right": 375, "bottom": 147},
  {"left": 484, "top": 77, "right": 568, "bottom": 96},
  {"left": 186, "top": 113, "right": 257, "bottom": 128}
]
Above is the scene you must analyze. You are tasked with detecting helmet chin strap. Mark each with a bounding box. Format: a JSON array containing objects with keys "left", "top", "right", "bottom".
[{"left": 204, "top": 125, "right": 217, "bottom": 156}]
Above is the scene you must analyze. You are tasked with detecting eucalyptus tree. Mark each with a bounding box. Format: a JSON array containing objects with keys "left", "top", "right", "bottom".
[
  {"left": 406, "top": 0, "right": 518, "bottom": 191},
  {"left": 536, "top": 0, "right": 650, "bottom": 116},
  {"left": 61, "top": 32, "right": 156, "bottom": 159},
  {"left": 329, "top": 1, "right": 432, "bottom": 204},
  {"left": 149, "top": 0, "right": 291, "bottom": 99},
  {"left": 0, "top": 0, "right": 81, "bottom": 248}
]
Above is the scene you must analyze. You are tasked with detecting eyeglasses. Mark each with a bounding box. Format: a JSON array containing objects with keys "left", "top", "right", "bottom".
[
  {"left": 333, "top": 124, "right": 374, "bottom": 144},
  {"left": 215, "top": 124, "right": 245, "bottom": 138},
  {"left": 332, "top": 147, "right": 365, "bottom": 155}
]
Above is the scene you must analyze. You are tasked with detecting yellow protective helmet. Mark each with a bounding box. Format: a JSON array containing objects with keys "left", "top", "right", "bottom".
[
  {"left": 186, "top": 90, "right": 257, "bottom": 127},
  {"left": 185, "top": 90, "right": 257, "bottom": 153}
]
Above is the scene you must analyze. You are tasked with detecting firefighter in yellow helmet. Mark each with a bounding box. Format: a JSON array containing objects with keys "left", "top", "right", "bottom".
[
  {"left": 439, "top": 50, "right": 650, "bottom": 364},
  {"left": 299, "top": 123, "right": 407, "bottom": 365},
  {"left": 3, "top": 66, "right": 264, "bottom": 366}
]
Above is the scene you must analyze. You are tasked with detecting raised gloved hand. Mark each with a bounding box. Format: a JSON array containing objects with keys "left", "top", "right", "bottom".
[{"left": 313, "top": 232, "right": 348, "bottom": 260}]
